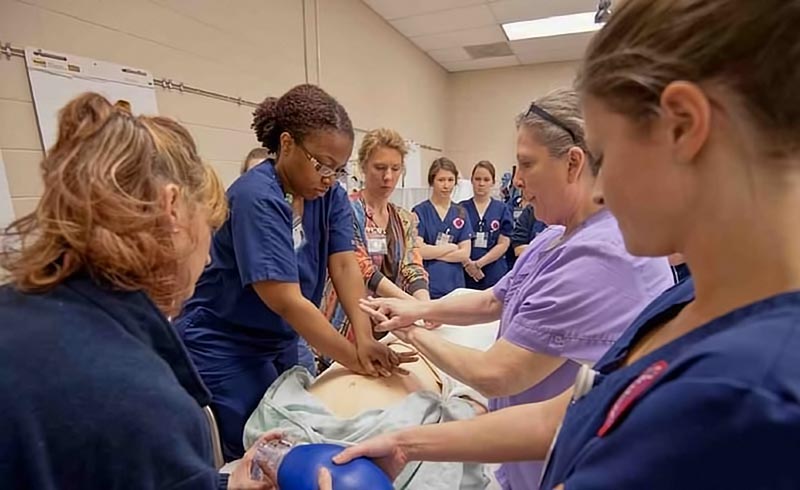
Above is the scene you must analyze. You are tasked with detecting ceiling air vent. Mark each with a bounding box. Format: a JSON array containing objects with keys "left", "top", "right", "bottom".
[{"left": 463, "top": 42, "right": 513, "bottom": 59}]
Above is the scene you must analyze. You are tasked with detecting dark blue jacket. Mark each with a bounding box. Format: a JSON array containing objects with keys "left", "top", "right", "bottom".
[{"left": 0, "top": 274, "right": 227, "bottom": 489}]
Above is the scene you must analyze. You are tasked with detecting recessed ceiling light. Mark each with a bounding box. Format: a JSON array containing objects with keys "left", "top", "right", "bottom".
[{"left": 502, "top": 12, "right": 603, "bottom": 41}]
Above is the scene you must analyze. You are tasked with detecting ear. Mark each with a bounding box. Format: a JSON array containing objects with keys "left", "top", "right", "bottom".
[
  {"left": 279, "top": 131, "right": 294, "bottom": 155},
  {"left": 659, "top": 81, "right": 711, "bottom": 164},
  {"left": 565, "top": 146, "right": 587, "bottom": 184},
  {"left": 162, "top": 183, "right": 181, "bottom": 231}
]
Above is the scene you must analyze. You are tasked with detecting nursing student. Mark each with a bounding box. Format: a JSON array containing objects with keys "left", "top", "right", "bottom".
[
  {"left": 175, "top": 84, "right": 407, "bottom": 461},
  {"left": 412, "top": 158, "right": 473, "bottom": 299},
  {"left": 338, "top": 1, "right": 800, "bottom": 489},
  {"left": 358, "top": 88, "right": 674, "bottom": 489},
  {"left": 0, "top": 93, "right": 271, "bottom": 489},
  {"left": 460, "top": 161, "right": 514, "bottom": 289},
  {"left": 321, "top": 128, "right": 429, "bottom": 343}
]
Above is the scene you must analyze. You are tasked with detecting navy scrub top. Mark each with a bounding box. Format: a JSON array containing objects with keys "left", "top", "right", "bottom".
[
  {"left": 459, "top": 198, "right": 513, "bottom": 289},
  {"left": 540, "top": 278, "right": 800, "bottom": 489},
  {"left": 177, "top": 160, "right": 354, "bottom": 356},
  {"left": 412, "top": 200, "right": 473, "bottom": 299}
]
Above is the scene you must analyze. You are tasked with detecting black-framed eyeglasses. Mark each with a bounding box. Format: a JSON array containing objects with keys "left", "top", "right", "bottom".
[
  {"left": 293, "top": 135, "right": 349, "bottom": 180},
  {"left": 525, "top": 103, "right": 578, "bottom": 144}
]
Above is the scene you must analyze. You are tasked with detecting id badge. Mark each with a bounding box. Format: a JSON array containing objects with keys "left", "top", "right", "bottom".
[
  {"left": 292, "top": 218, "right": 305, "bottom": 251},
  {"left": 365, "top": 227, "right": 388, "bottom": 255},
  {"left": 367, "top": 235, "right": 388, "bottom": 255},
  {"left": 435, "top": 232, "right": 453, "bottom": 246},
  {"left": 474, "top": 231, "right": 488, "bottom": 249}
]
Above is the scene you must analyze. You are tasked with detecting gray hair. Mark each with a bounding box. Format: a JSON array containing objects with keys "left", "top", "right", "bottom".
[{"left": 516, "top": 88, "right": 588, "bottom": 158}]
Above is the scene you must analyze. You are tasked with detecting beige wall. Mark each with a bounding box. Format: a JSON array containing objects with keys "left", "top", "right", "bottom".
[
  {"left": 0, "top": 0, "right": 448, "bottom": 217},
  {"left": 317, "top": 0, "right": 448, "bottom": 167},
  {"left": 445, "top": 62, "right": 580, "bottom": 178}
]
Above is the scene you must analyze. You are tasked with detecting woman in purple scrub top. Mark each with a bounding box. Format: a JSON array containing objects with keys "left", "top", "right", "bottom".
[
  {"left": 339, "top": 1, "right": 800, "bottom": 490},
  {"left": 359, "top": 88, "right": 674, "bottom": 489}
]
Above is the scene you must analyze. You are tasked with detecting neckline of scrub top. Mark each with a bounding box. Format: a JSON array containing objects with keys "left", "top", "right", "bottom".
[
  {"left": 543, "top": 208, "right": 612, "bottom": 252},
  {"left": 426, "top": 200, "right": 457, "bottom": 225},
  {"left": 462, "top": 198, "right": 499, "bottom": 231},
  {"left": 597, "top": 279, "right": 800, "bottom": 375},
  {"left": 465, "top": 197, "right": 492, "bottom": 221}
]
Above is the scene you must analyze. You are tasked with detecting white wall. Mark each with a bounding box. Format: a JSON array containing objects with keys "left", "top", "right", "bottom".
[
  {"left": 0, "top": 0, "right": 449, "bottom": 217},
  {"left": 445, "top": 61, "right": 580, "bottom": 177}
]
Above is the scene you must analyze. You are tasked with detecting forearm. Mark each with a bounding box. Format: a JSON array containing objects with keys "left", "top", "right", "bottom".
[
  {"left": 406, "top": 328, "right": 489, "bottom": 392},
  {"left": 282, "top": 298, "right": 358, "bottom": 365},
  {"left": 438, "top": 241, "right": 471, "bottom": 263},
  {"left": 514, "top": 244, "right": 528, "bottom": 257},
  {"left": 419, "top": 244, "right": 449, "bottom": 260},
  {"left": 476, "top": 239, "right": 510, "bottom": 268},
  {"left": 375, "top": 276, "right": 414, "bottom": 300},
  {"left": 398, "top": 389, "right": 571, "bottom": 463},
  {"left": 329, "top": 254, "right": 373, "bottom": 343},
  {"left": 412, "top": 289, "right": 430, "bottom": 301},
  {"left": 438, "top": 248, "right": 470, "bottom": 263},
  {"left": 420, "top": 289, "right": 501, "bottom": 325}
]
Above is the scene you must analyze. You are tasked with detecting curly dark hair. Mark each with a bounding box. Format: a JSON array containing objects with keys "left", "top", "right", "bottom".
[{"left": 251, "top": 84, "right": 354, "bottom": 153}]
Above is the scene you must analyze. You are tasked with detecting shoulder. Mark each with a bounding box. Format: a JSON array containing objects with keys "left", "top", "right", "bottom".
[
  {"left": 230, "top": 164, "right": 285, "bottom": 207},
  {"left": 676, "top": 293, "right": 800, "bottom": 392},
  {"left": 330, "top": 183, "right": 348, "bottom": 200},
  {"left": 412, "top": 200, "right": 429, "bottom": 214},
  {"left": 393, "top": 204, "right": 417, "bottom": 225}
]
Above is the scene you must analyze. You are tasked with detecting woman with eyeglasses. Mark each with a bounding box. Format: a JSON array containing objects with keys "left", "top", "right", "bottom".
[
  {"left": 175, "top": 84, "right": 411, "bottom": 462},
  {"left": 356, "top": 88, "right": 674, "bottom": 489}
]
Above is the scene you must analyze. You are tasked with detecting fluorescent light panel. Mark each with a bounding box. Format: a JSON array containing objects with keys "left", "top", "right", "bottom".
[{"left": 502, "top": 12, "right": 602, "bottom": 41}]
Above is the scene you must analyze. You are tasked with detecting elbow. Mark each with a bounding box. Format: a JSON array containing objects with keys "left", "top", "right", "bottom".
[
  {"left": 266, "top": 295, "right": 296, "bottom": 319},
  {"left": 472, "top": 370, "right": 513, "bottom": 398}
]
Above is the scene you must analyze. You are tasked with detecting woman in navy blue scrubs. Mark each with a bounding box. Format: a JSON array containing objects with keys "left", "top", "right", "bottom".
[
  {"left": 336, "top": 1, "right": 800, "bottom": 488},
  {"left": 412, "top": 158, "right": 473, "bottom": 299},
  {"left": 175, "top": 85, "right": 406, "bottom": 461},
  {"left": 0, "top": 93, "right": 270, "bottom": 489},
  {"left": 460, "top": 160, "right": 513, "bottom": 289}
]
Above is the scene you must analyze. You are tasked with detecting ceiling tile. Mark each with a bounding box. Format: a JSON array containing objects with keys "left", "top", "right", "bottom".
[
  {"left": 411, "top": 25, "right": 506, "bottom": 51},
  {"left": 427, "top": 46, "right": 472, "bottom": 63},
  {"left": 510, "top": 31, "right": 595, "bottom": 56},
  {"left": 442, "top": 55, "right": 520, "bottom": 72},
  {"left": 390, "top": 4, "right": 496, "bottom": 38},
  {"left": 489, "top": 0, "right": 598, "bottom": 24},
  {"left": 363, "top": 0, "right": 486, "bottom": 21},
  {"left": 512, "top": 33, "right": 596, "bottom": 64}
]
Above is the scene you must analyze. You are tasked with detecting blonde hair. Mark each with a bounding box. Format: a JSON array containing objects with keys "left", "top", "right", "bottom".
[
  {"left": 1, "top": 92, "right": 227, "bottom": 314},
  {"left": 357, "top": 128, "right": 407, "bottom": 172},
  {"left": 577, "top": 0, "right": 800, "bottom": 157}
]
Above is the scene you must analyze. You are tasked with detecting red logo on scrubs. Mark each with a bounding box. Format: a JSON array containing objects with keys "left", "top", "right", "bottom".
[
  {"left": 453, "top": 217, "right": 465, "bottom": 230},
  {"left": 597, "top": 360, "right": 669, "bottom": 437},
  {"left": 490, "top": 219, "right": 500, "bottom": 231}
]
